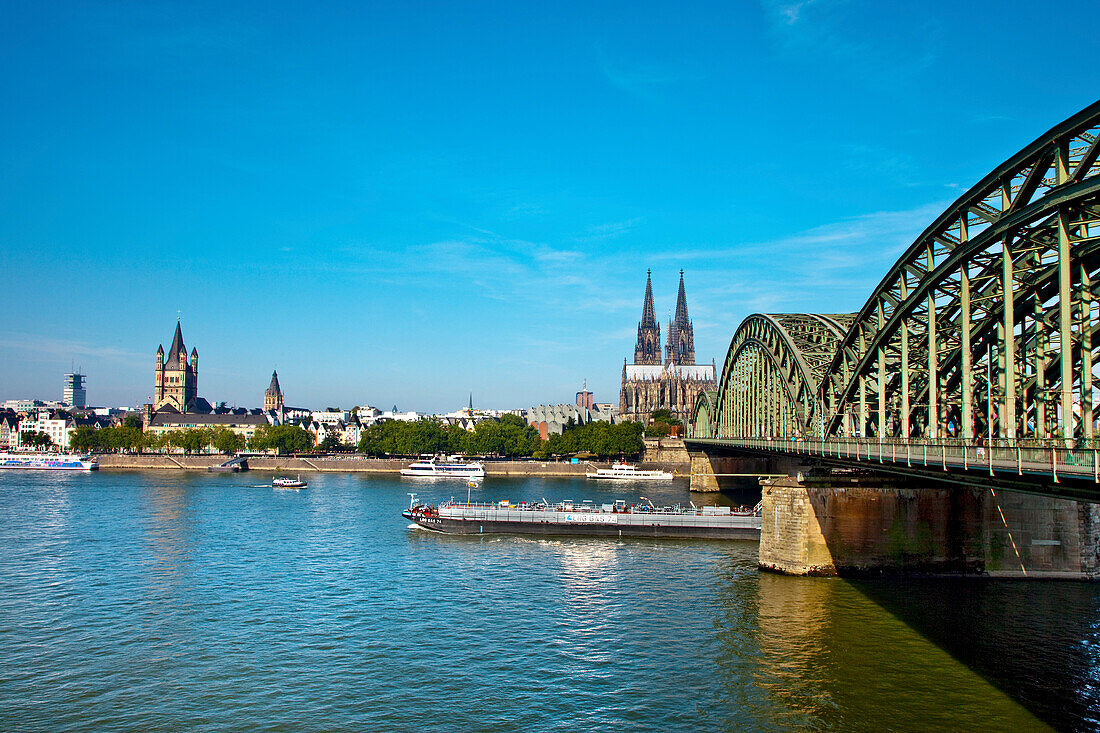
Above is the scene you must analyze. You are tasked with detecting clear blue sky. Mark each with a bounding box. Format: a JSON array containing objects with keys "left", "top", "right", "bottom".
[{"left": 1, "top": 1, "right": 1096, "bottom": 411}]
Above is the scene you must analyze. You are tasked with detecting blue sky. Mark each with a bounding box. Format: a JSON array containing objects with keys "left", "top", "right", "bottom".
[{"left": 1, "top": 0, "right": 1096, "bottom": 411}]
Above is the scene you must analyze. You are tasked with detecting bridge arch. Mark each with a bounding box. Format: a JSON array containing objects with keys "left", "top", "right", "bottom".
[
  {"left": 690, "top": 390, "right": 718, "bottom": 438},
  {"left": 815, "top": 101, "right": 1100, "bottom": 443},
  {"left": 713, "top": 314, "right": 853, "bottom": 439}
]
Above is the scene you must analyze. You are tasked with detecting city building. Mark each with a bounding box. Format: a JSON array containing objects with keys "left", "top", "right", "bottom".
[
  {"left": 153, "top": 322, "right": 211, "bottom": 413},
  {"left": 16, "top": 409, "right": 109, "bottom": 450},
  {"left": 527, "top": 403, "right": 618, "bottom": 440},
  {"left": 0, "top": 414, "right": 19, "bottom": 449},
  {"left": 575, "top": 382, "right": 594, "bottom": 410},
  {"left": 146, "top": 412, "right": 268, "bottom": 444},
  {"left": 619, "top": 270, "right": 716, "bottom": 424},
  {"left": 264, "top": 370, "right": 284, "bottom": 412},
  {"left": 62, "top": 372, "right": 86, "bottom": 409},
  {"left": 311, "top": 409, "right": 351, "bottom": 426}
]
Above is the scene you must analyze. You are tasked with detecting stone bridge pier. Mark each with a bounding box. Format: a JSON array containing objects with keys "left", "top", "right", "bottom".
[
  {"left": 759, "top": 472, "right": 1100, "bottom": 579},
  {"left": 686, "top": 445, "right": 805, "bottom": 493}
]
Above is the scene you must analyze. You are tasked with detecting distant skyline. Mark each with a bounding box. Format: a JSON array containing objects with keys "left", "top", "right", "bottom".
[{"left": 2, "top": 1, "right": 1097, "bottom": 411}]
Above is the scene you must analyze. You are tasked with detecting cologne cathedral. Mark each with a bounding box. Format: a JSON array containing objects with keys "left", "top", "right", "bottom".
[{"left": 619, "top": 270, "right": 716, "bottom": 424}]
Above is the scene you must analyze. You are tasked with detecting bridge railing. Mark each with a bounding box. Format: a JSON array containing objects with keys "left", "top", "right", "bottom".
[{"left": 691, "top": 436, "right": 1100, "bottom": 483}]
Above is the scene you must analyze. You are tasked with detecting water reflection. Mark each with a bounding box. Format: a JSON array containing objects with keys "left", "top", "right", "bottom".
[
  {"left": 714, "top": 571, "right": 1054, "bottom": 732},
  {"left": 853, "top": 578, "right": 1100, "bottom": 732}
]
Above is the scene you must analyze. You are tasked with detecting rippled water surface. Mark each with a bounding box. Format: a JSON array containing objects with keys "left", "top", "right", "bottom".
[{"left": 0, "top": 470, "right": 1097, "bottom": 731}]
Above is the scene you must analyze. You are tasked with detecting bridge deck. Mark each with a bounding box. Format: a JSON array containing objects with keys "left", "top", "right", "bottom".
[{"left": 689, "top": 437, "right": 1100, "bottom": 487}]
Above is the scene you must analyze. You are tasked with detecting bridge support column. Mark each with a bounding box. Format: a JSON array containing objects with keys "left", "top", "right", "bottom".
[
  {"left": 686, "top": 448, "right": 773, "bottom": 493},
  {"left": 690, "top": 453, "right": 721, "bottom": 492},
  {"left": 759, "top": 474, "right": 1100, "bottom": 579}
]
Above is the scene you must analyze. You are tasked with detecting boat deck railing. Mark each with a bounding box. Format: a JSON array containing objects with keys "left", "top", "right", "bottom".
[{"left": 435, "top": 500, "right": 758, "bottom": 516}]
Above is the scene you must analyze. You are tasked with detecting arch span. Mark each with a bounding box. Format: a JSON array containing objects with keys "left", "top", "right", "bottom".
[
  {"left": 706, "top": 101, "right": 1100, "bottom": 447},
  {"left": 816, "top": 101, "right": 1100, "bottom": 442},
  {"left": 711, "top": 314, "right": 853, "bottom": 439}
]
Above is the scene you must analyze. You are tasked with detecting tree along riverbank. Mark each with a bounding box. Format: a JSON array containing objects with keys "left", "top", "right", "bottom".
[{"left": 94, "top": 454, "right": 691, "bottom": 475}]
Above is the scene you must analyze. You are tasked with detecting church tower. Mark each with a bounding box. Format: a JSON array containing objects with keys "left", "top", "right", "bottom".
[
  {"left": 265, "top": 370, "right": 284, "bottom": 412},
  {"left": 665, "top": 270, "right": 696, "bottom": 365},
  {"left": 633, "top": 270, "right": 662, "bottom": 365},
  {"left": 153, "top": 321, "right": 199, "bottom": 412}
]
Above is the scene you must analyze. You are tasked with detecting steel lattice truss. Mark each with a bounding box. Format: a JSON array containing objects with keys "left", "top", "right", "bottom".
[
  {"left": 701, "top": 101, "right": 1100, "bottom": 444},
  {"left": 705, "top": 314, "right": 853, "bottom": 439}
]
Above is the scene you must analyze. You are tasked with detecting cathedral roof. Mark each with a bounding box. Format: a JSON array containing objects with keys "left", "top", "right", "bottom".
[
  {"left": 169, "top": 321, "right": 185, "bottom": 356},
  {"left": 624, "top": 363, "right": 715, "bottom": 381},
  {"left": 266, "top": 370, "right": 282, "bottom": 395}
]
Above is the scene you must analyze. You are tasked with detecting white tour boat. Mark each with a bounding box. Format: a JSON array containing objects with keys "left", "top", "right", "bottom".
[
  {"left": 0, "top": 452, "right": 98, "bottom": 471},
  {"left": 273, "top": 475, "right": 307, "bottom": 489},
  {"left": 400, "top": 457, "right": 486, "bottom": 479},
  {"left": 585, "top": 462, "right": 674, "bottom": 481}
]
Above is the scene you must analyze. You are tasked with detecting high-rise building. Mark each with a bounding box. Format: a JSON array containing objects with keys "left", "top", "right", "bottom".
[
  {"left": 575, "top": 380, "right": 594, "bottom": 410},
  {"left": 62, "top": 372, "right": 86, "bottom": 409},
  {"left": 619, "top": 270, "right": 716, "bottom": 423}
]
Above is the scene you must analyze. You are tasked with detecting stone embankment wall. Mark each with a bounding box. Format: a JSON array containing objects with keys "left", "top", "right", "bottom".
[
  {"left": 758, "top": 474, "right": 1100, "bottom": 580},
  {"left": 94, "top": 454, "right": 690, "bottom": 477},
  {"left": 642, "top": 437, "right": 691, "bottom": 464}
]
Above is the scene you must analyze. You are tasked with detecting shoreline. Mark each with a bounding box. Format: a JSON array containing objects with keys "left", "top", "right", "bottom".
[{"left": 93, "top": 454, "right": 691, "bottom": 477}]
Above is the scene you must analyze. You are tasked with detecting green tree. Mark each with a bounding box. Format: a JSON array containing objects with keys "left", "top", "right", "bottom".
[
  {"left": 250, "top": 425, "right": 314, "bottom": 454},
  {"left": 169, "top": 428, "right": 211, "bottom": 454},
  {"left": 211, "top": 427, "right": 246, "bottom": 455},
  {"left": 318, "top": 433, "right": 343, "bottom": 452},
  {"left": 21, "top": 431, "right": 53, "bottom": 449},
  {"left": 69, "top": 427, "right": 101, "bottom": 452},
  {"left": 143, "top": 432, "right": 168, "bottom": 453},
  {"left": 123, "top": 415, "right": 143, "bottom": 430}
]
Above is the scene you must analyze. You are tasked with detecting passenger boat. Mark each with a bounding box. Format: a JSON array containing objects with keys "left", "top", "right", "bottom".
[
  {"left": 0, "top": 452, "right": 98, "bottom": 470},
  {"left": 401, "top": 457, "right": 485, "bottom": 479},
  {"left": 403, "top": 496, "right": 761, "bottom": 540},
  {"left": 585, "top": 462, "right": 673, "bottom": 481},
  {"left": 273, "top": 475, "right": 307, "bottom": 489}
]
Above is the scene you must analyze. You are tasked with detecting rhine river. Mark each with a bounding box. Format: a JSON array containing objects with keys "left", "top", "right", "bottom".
[{"left": 1, "top": 471, "right": 1099, "bottom": 732}]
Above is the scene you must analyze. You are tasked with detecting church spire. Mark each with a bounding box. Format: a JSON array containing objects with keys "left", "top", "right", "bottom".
[
  {"left": 666, "top": 269, "right": 696, "bottom": 365},
  {"left": 640, "top": 269, "right": 656, "bottom": 328},
  {"left": 170, "top": 321, "right": 185, "bottom": 355},
  {"left": 674, "top": 269, "right": 689, "bottom": 328},
  {"left": 633, "top": 270, "right": 661, "bottom": 365}
]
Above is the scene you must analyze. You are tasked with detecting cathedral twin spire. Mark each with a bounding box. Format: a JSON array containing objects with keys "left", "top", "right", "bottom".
[
  {"left": 632, "top": 269, "right": 696, "bottom": 367},
  {"left": 634, "top": 270, "right": 662, "bottom": 365}
]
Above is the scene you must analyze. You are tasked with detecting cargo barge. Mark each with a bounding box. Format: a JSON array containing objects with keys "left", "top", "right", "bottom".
[{"left": 403, "top": 497, "right": 761, "bottom": 540}]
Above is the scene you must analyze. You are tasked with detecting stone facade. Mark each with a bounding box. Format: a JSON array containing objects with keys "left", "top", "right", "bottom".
[
  {"left": 154, "top": 322, "right": 200, "bottom": 413},
  {"left": 264, "top": 370, "right": 284, "bottom": 412},
  {"left": 758, "top": 474, "right": 1100, "bottom": 579},
  {"left": 619, "top": 270, "right": 716, "bottom": 423}
]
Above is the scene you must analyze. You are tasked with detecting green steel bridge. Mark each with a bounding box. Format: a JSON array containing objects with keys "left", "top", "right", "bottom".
[{"left": 688, "top": 101, "right": 1100, "bottom": 498}]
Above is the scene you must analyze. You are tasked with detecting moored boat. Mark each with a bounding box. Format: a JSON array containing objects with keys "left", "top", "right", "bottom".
[
  {"left": 401, "top": 457, "right": 485, "bottom": 479},
  {"left": 585, "top": 462, "right": 673, "bottom": 481},
  {"left": 403, "top": 496, "right": 761, "bottom": 540},
  {"left": 0, "top": 452, "right": 98, "bottom": 470}
]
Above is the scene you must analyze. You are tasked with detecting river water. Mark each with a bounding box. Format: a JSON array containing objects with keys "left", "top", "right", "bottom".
[{"left": 0, "top": 470, "right": 1097, "bottom": 732}]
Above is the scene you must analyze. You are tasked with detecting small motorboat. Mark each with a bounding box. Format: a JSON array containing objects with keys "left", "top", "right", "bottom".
[{"left": 273, "top": 475, "right": 307, "bottom": 489}]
